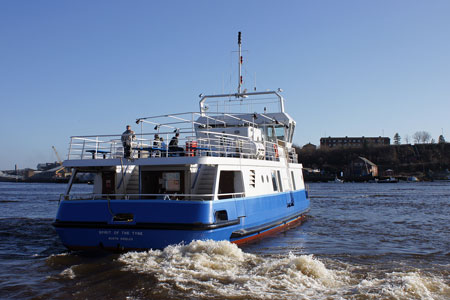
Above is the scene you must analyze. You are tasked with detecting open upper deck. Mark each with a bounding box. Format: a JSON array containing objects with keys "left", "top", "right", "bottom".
[{"left": 65, "top": 91, "right": 298, "bottom": 164}]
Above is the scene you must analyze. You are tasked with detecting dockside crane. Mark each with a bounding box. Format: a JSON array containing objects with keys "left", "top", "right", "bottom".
[
  {"left": 51, "top": 146, "right": 70, "bottom": 178},
  {"left": 52, "top": 146, "right": 63, "bottom": 166}
]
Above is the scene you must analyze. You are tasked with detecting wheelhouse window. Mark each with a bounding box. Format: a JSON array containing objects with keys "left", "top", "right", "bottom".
[
  {"left": 264, "top": 125, "right": 286, "bottom": 142},
  {"left": 265, "top": 126, "right": 276, "bottom": 142},
  {"left": 288, "top": 123, "right": 295, "bottom": 143},
  {"left": 274, "top": 126, "right": 285, "bottom": 141}
]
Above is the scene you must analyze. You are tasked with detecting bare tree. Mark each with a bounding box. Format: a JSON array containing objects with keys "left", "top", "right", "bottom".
[
  {"left": 404, "top": 134, "right": 410, "bottom": 144},
  {"left": 413, "top": 131, "right": 432, "bottom": 144},
  {"left": 422, "top": 131, "right": 431, "bottom": 143},
  {"left": 412, "top": 132, "right": 420, "bottom": 143}
]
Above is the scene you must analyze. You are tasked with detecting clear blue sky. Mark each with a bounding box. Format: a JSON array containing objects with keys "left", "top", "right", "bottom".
[{"left": 1, "top": 0, "right": 449, "bottom": 170}]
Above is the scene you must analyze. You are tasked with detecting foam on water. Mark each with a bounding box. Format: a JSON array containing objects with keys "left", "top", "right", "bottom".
[
  {"left": 356, "top": 271, "right": 450, "bottom": 300},
  {"left": 119, "top": 240, "right": 347, "bottom": 299},
  {"left": 59, "top": 266, "right": 76, "bottom": 279},
  {"left": 118, "top": 240, "right": 449, "bottom": 300}
]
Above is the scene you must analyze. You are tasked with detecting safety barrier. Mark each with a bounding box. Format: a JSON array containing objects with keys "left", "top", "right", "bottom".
[{"left": 60, "top": 192, "right": 246, "bottom": 202}]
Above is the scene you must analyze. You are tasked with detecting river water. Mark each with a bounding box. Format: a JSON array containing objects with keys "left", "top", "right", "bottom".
[{"left": 0, "top": 181, "right": 448, "bottom": 299}]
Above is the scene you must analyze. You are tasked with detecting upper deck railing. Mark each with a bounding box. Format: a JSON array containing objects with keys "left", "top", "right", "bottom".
[
  {"left": 67, "top": 130, "right": 298, "bottom": 163},
  {"left": 199, "top": 90, "right": 285, "bottom": 115},
  {"left": 66, "top": 92, "right": 298, "bottom": 163}
]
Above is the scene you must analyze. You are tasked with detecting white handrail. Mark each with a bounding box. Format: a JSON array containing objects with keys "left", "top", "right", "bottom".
[
  {"left": 66, "top": 134, "right": 293, "bottom": 162},
  {"left": 61, "top": 192, "right": 246, "bottom": 201},
  {"left": 65, "top": 110, "right": 297, "bottom": 163}
]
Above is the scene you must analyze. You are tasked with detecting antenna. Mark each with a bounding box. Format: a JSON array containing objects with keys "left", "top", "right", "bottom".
[{"left": 238, "top": 31, "right": 242, "bottom": 95}]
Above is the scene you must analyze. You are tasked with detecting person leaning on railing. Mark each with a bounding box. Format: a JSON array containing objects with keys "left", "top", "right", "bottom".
[{"left": 121, "top": 125, "right": 136, "bottom": 158}]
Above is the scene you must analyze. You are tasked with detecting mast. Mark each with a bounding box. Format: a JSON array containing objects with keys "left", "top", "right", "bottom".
[
  {"left": 238, "top": 31, "right": 242, "bottom": 95},
  {"left": 199, "top": 32, "right": 286, "bottom": 114}
]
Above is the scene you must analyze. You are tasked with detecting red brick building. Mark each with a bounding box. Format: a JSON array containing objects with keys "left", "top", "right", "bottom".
[{"left": 320, "top": 136, "right": 390, "bottom": 149}]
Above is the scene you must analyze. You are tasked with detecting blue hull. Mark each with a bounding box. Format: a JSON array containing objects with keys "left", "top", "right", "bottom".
[{"left": 54, "top": 190, "right": 310, "bottom": 251}]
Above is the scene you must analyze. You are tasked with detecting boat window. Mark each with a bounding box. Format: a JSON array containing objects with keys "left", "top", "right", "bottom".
[
  {"left": 286, "top": 125, "right": 291, "bottom": 142},
  {"left": 141, "top": 170, "right": 184, "bottom": 199},
  {"left": 289, "top": 124, "right": 295, "bottom": 143},
  {"left": 102, "top": 171, "right": 116, "bottom": 195},
  {"left": 265, "top": 125, "right": 286, "bottom": 142},
  {"left": 218, "top": 171, "right": 244, "bottom": 200},
  {"left": 274, "top": 126, "right": 285, "bottom": 141},
  {"left": 163, "top": 172, "right": 181, "bottom": 192},
  {"left": 271, "top": 171, "right": 278, "bottom": 191},
  {"left": 277, "top": 170, "right": 283, "bottom": 192},
  {"left": 265, "top": 126, "right": 277, "bottom": 142},
  {"left": 291, "top": 171, "right": 296, "bottom": 190},
  {"left": 261, "top": 175, "right": 264, "bottom": 183}
]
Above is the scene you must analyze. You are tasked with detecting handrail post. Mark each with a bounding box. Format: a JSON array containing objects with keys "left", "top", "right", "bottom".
[
  {"left": 81, "top": 140, "right": 86, "bottom": 159},
  {"left": 95, "top": 136, "right": 99, "bottom": 159},
  {"left": 166, "top": 133, "right": 169, "bottom": 157},
  {"left": 191, "top": 112, "right": 195, "bottom": 137},
  {"left": 68, "top": 138, "right": 73, "bottom": 160}
]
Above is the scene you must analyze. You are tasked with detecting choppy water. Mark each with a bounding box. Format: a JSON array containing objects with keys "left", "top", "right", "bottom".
[{"left": 0, "top": 182, "right": 448, "bottom": 299}]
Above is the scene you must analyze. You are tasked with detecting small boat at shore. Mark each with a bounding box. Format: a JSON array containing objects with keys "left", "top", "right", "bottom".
[
  {"left": 53, "top": 33, "right": 310, "bottom": 251},
  {"left": 407, "top": 176, "right": 419, "bottom": 182},
  {"left": 377, "top": 177, "right": 398, "bottom": 183}
]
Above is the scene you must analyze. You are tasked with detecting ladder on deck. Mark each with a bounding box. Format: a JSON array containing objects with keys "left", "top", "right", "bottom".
[
  {"left": 125, "top": 166, "right": 139, "bottom": 195},
  {"left": 194, "top": 165, "right": 217, "bottom": 200}
]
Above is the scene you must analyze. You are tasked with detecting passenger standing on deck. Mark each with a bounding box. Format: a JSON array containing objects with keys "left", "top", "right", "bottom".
[{"left": 121, "top": 125, "right": 135, "bottom": 158}]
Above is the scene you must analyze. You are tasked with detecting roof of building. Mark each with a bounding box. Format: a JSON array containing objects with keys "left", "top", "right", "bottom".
[{"left": 358, "top": 156, "right": 377, "bottom": 167}]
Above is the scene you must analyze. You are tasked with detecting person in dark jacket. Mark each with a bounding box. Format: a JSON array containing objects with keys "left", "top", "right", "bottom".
[
  {"left": 121, "top": 125, "right": 135, "bottom": 158},
  {"left": 169, "top": 132, "right": 184, "bottom": 156}
]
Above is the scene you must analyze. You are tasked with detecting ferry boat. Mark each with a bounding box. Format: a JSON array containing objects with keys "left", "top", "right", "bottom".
[{"left": 53, "top": 33, "right": 310, "bottom": 251}]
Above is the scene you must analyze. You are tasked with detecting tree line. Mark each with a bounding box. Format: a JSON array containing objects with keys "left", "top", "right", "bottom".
[
  {"left": 296, "top": 141, "right": 450, "bottom": 178},
  {"left": 393, "top": 132, "right": 445, "bottom": 145}
]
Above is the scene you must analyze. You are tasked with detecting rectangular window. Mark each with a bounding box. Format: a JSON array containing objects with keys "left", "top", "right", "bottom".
[
  {"left": 271, "top": 171, "right": 278, "bottom": 191},
  {"left": 266, "top": 126, "right": 277, "bottom": 142},
  {"left": 163, "top": 172, "right": 181, "bottom": 192},
  {"left": 291, "top": 171, "right": 297, "bottom": 190},
  {"left": 141, "top": 170, "right": 185, "bottom": 199},
  {"left": 218, "top": 171, "right": 244, "bottom": 200},
  {"left": 277, "top": 170, "right": 283, "bottom": 192},
  {"left": 275, "top": 126, "right": 286, "bottom": 140}
]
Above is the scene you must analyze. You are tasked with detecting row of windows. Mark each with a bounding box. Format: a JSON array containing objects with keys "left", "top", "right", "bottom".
[
  {"left": 253, "top": 169, "right": 299, "bottom": 192},
  {"left": 322, "top": 139, "right": 388, "bottom": 144}
]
